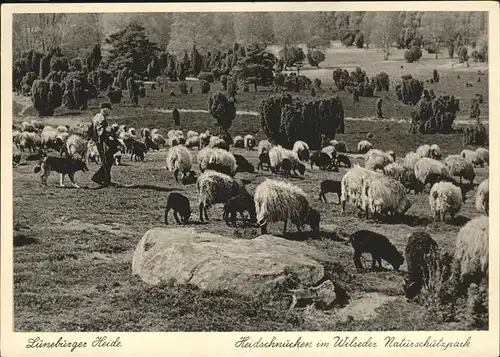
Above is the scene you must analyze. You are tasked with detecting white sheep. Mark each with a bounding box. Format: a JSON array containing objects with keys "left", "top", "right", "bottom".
[
  {"left": 174, "top": 130, "right": 184, "bottom": 138},
  {"left": 196, "top": 170, "right": 245, "bottom": 223},
  {"left": 86, "top": 140, "right": 101, "bottom": 163},
  {"left": 414, "top": 157, "right": 453, "bottom": 185},
  {"left": 19, "top": 131, "right": 41, "bottom": 152},
  {"left": 269, "top": 145, "right": 304, "bottom": 175},
  {"left": 429, "top": 181, "right": 462, "bottom": 222},
  {"left": 244, "top": 134, "right": 256, "bottom": 151},
  {"left": 364, "top": 149, "right": 394, "bottom": 171},
  {"left": 12, "top": 130, "right": 21, "bottom": 148},
  {"left": 454, "top": 215, "right": 488, "bottom": 282},
  {"left": 30, "top": 120, "right": 45, "bottom": 130},
  {"left": 167, "top": 129, "right": 177, "bottom": 139},
  {"left": 41, "top": 127, "right": 57, "bottom": 148},
  {"left": 166, "top": 145, "right": 193, "bottom": 182},
  {"left": 416, "top": 144, "right": 432, "bottom": 158},
  {"left": 199, "top": 132, "right": 211, "bottom": 149},
  {"left": 258, "top": 140, "right": 273, "bottom": 155},
  {"left": 362, "top": 175, "right": 411, "bottom": 219},
  {"left": 233, "top": 135, "right": 244, "bottom": 148},
  {"left": 128, "top": 127, "right": 137, "bottom": 137},
  {"left": 169, "top": 136, "right": 180, "bottom": 147},
  {"left": 21, "top": 121, "right": 37, "bottom": 133},
  {"left": 475, "top": 148, "right": 489, "bottom": 166},
  {"left": 321, "top": 145, "right": 336, "bottom": 159},
  {"left": 430, "top": 144, "right": 442, "bottom": 160},
  {"left": 197, "top": 147, "right": 237, "bottom": 176},
  {"left": 475, "top": 179, "right": 489, "bottom": 215},
  {"left": 341, "top": 165, "right": 382, "bottom": 213},
  {"left": 293, "top": 140, "right": 310, "bottom": 161},
  {"left": 185, "top": 135, "right": 200, "bottom": 149},
  {"left": 141, "top": 127, "right": 151, "bottom": 138},
  {"left": 152, "top": 133, "right": 166, "bottom": 147},
  {"left": 403, "top": 151, "right": 420, "bottom": 170},
  {"left": 56, "top": 131, "right": 70, "bottom": 144},
  {"left": 187, "top": 130, "right": 199, "bottom": 139},
  {"left": 64, "top": 135, "right": 88, "bottom": 161},
  {"left": 386, "top": 150, "right": 396, "bottom": 162},
  {"left": 57, "top": 125, "right": 69, "bottom": 133},
  {"left": 383, "top": 162, "right": 407, "bottom": 182},
  {"left": 461, "top": 149, "right": 484, "bottom": 167},
  {"left": 254, "top": 179, "right": 320, "bottom": 235},
  {"left": 151, "top": 128, "right": 159, "bottom": 136},
  {"left": 208, "top": 136, "right": 228, "bottom": 150},
  {"left": 357, "top": 140, "right": 373, "bottom": 153},
  {"left": 444, "top": 155, "right": 475, "bottom": 184}
]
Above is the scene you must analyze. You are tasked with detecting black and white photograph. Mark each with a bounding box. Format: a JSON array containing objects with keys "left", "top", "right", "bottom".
[{"left": 1, "top": 3, "right": 499, "bottom": 355}]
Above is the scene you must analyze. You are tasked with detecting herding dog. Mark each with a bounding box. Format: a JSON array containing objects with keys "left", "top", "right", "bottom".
[{"left": 34, "top": 156, "right": 89, "bottom": 188}]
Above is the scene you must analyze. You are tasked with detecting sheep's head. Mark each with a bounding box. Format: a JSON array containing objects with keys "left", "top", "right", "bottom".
[{"left": 385, "top": 244, "right": 404, "bottom": 271}]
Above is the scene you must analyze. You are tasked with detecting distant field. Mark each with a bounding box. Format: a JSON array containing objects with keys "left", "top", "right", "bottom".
[{"left": 12, "top": 45, "right": 489, "bottom": 331}]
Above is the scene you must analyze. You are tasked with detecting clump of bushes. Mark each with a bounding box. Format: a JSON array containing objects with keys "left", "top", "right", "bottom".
[
  {"left": 463, "top": 123, "right": 488, "bottom": 146},
  {"left": 127, "top": 77, "right": 139, "bottom": 106},
  {"left": 208, "top": 91, "right": 236, "bottom": 134},
  {"left": 307, "top": 49, "right": 326, "bottom": 67},
  {"left": 374, "top": 72, "right": 390, "bottom": 91},
  {"left": 458, "top": 47, "right": 469, "bottom": 63},
  {"left": 313, "top": 78, "right": 321, "bottom": 89},
  {"left": 260, "top": 93, "right": 344, "bottom": 150},
  {"left": 404, "top": 46, "right": 422, "bottom": 63},
  {"left": 409, "top": 94, "right": 460, "bottom": 134},
  {"left": 31, "top": 79, "right": 63, "bottom": 116},
  {"left": 200, "top": 80, "right": 211, "bottom": 94},
  {"left": 63, "top": 76, "right": 87, "bottom": 110},
  {"left": 395, "top": 76, "right": 424, "bottom": 105},
  {"left": 173, "top": 108, "right": 180, "bottom": 126},
  {"left": 107, "top": 86, "right": 122, "bottom": 104},
  {"left": 221, "top": 75, "right": 228, "bottom": 90},
  {"left": 432, "top": 69, "right": 440, "bottom": 83}
]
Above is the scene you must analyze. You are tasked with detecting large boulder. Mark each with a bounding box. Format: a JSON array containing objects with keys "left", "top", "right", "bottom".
[{"left": 132, "top": 227, "right": 336, "bottom": 298}]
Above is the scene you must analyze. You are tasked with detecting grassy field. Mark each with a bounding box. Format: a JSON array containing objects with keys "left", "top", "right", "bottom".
[{"left": 12, "top": 45, "right": 489, "bottom": 332}]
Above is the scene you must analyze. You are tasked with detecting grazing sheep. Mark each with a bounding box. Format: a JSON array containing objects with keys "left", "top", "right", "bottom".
[
  {"left": 254, "top": 179, "right": 320, "bottom": 235},
  {"left": 197, "top": 147, "right": 237, "bottom": 176},
  {"left": 152, "top": 133, "right": 166, "bottom": 147},
  {"left": 167, "top": 129, "right": 177, "bottom": 139},
  {"left": 257, "top": 140, "right": 273, "bottom": 155},
  {"left": 131, "top": 141, "right": 147, "bottom": 162},
  {"left": 319, "top": 179, "right": 341, "bottom": 204},
  {"left": 64, "top": 135, "right": 87, "bottom": 160},
  {"left": 208, "top": 136, "right": 228, "bottom": 150},
  {"left": 444, "top": 155, "right": 475, "bottom": 184},
  {"left": 269, "top": 146, "right": 304, "bottom": 175},
  {"left": 244, "top": 134, "right": 256, "bottom": 151},
  {"left": 401, "top": 168, "right": 425, "bottom": 194},
  {"left": 168, "top": 136, "right": 180, "bottom": 147},
  {"left": 141, "top": 127, "right": 151, "bottom": 138},
  {"left": 454, "top": 215, "right": 488, "bottom": 283},
  {"left": 416, "top": 144, "right": 432, "bottom": 158},
  {"left": 364, "top": 149, "right": 394, "bottom": 171},
  {"left": 119, "top": 131, "right": 135, "bottom": 153},
  {"left": 403, "top": 151, "right": 420, "bottom": 170},
  {"left": 383, "top": 162, "right": 407, "bottom": 181},
  {"left": 86, "top": 140, "right": 101, "bottom": 163},
  {"left": 321, "top": 145, "right": 337, "bottom": 159},
  {"left": 30, "top": 120, "right": 45, "bottom": 130},
  {"left": 185, "top": 135, "right": 200, "bottom": 149},
  {"left": 21, "top": 121, "right": 37, "bottom": 133},
  {"left": 357, "top": 140, "right": 373, "bottom": 153},
  {"left": 475, "top": 179, "right": 489, "bottom": 215},
  {"left": 336, "top": 154, "right": 351, "bottom": 168},
  {"left": 196, "top": 170, "right": 244, "bottom": 223},
  {"left": 40, "top": 127, "right": 58, "bottom": 149},
  {"left": 233, "top": 153, "right": 255, "bottom": 174},
  {"left": 475, "top": 148, "right": 489, "bottom": 166},
  {"left": 341, "top": 165, "right": 382, "bottom": 213},
  {"left": 414, "top": 157, "right": 453, "bottom": 186},
  {"left": 430, "top": 144, "right": 442, "bottom": 160},
  {"left": 174, "top": 129, "right": 184, "bottom": 138},
  {"left": 258, "top": 152, "right": 271, "bottom": 171},
  {"left": 347, "top": 230, "right": 404, "bottom": 272},
  {"left": 386, "top": 150, "right": 396, "bottom": 161},
  {"left": 186, "top": 130, "right": 199, "bottom": 139},
  {"left": 223, "top": 194, "right": 257, "bottom": 226},
  {"left": 56, "top": 125, "right": 69, "bottom": 133},
  {"left": 334, "top": 140, "right": 348, "bottom": 153},
  {"left": 164, "top": 192, "right": 192, "bottom": 225},
  {"left": 233, "top": 135, "right": 244, "bottom": 148},
  {"left": 293, "top": 140, "right": 310, "bottom": 161},
  {"left": 166, "top": 145, "right": 193, "bottom": 182},
  {"left": 461, "top": 149, "right": 484, "bottom": 167},
  {"left": 277, "top": 158, "right": 293, "bottom": 179},
  {"left": 310, "top": 151, "right": 335, "bottom": 171},
  {"left": 429, "top": 182, "right": 462, "bottom": 222},
  {"left": 199, "top": 132, "right": 211, "bottom": 149},
  {"left": 403, "top": 232, "right": 440, "bottom": 299},
  {"left": 12, "top": 130, "right": 21, "bottom": 148},
  {"left": 362, "top": 175, "right": 412, "bottom": 219},
  {"left": 19, "top": 131, "right": 41, "bottom": 152}
]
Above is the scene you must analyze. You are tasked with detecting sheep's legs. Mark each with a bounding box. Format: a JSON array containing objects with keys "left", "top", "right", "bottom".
[
  {"left": 173, "top": 211, "right": 182, "bottom": 224},
  {"left": 164, "top": 209, "right": 170, "bottom": 224},
  {"left": 319, "top": 191, "right": 326, "bottom": 203},
  {"left": 337, "top": 193, "right": 341, "bottom": 204},
  {"left": 354, "top": 251, "right": 363, "bottom": 272}
]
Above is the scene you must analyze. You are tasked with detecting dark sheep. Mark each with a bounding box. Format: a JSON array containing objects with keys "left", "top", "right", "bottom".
[
  {"left": 164, "top": 192, "right": 192, "bottom": 225},
  {"left": 144, "top": 136, "right": 159, "bottom": 151},
  {"left": 234, "top": 153, "right": 255, "bottom": 174},
  {"left": 310, "top": 151, "right": 334, "bottom": 171},
  {"left": 277, "top": 158, "right": 293, "bottom": 179},
  {"left": 131, "top": 141, "right": 147, "bottom": 162},
  {"left": 336, "top": 154, "right": 351, "bottom": 168},
  {"left": 402, "top": 169, "right": 425, "bottom": 194},
  {"left": 222, "top": 194, "right": 257, "bottom": 226},
  {"left": 257, "top": 152, "right": 271, "bottom": 171},
  {"left": 424, "top": 172, "right": 457, "bottom": 189},
  {"left": 319, "top": 180, "right": 341, "bottom": 204},
  {"left": 347, "top": 230, "right": 404, "bottom": 272},
  {"left": 403, "top": 232, "right": 439, "bottom": 300},
  {"left": 293, "top": 161, "right": 306, "bottom": 176},
  {"left": 206, "top": 162, "right": 234, "bottom": 177}
]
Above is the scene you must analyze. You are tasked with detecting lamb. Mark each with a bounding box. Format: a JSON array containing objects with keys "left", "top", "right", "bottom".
[
  {"left": 21, "top": 121, "right": 37, "bottom": 133},
  {"left": 357, "top": 140, "right": 373, "bottom": 154},
  {"left": 414, "top": 157, "right": 453, "bottom": 186},
  {"left": 166, "top": 145, "right": 193, "bottom": 182},
  {"left": 364, "top": 149, "right": 394, "bottom": 171},
  {"left": 164, "top": 192, "right": 192, "bottom": 225},
  {"left": 254, "top": 179, "right": 320, "bottom": 235},
  {"left": 475, "top": 148, "right": 489, "bottom": 166},
  {"left": 403, "top": 232, "right": 440, "bottom": 299},
  {"left": 310, "top": 151, "right": 335, "bottom": 171},
  {"left": 319, "top": 180, "right": 342, "bottom": 204},
  {"left": 475, "top": 179, "right": 489, "bottom": 215},
  {"left": 429, "top": 181, "right": 462, "bottom": 222},
  {"left": 293, "top": 140, "right": 310, "bottom": 161},
  {"left": 430, "top": 144, "right": 442, "bottom": 160},
  {"left": 244, "top": 134, "right": 256, "bottom": 151},
  {"left": 403, "top": 151, "right": 420, "bottom": 170},
  {"left": 362, "top": 175, "right": 412, "bottom": 219},
  {"left": 186, "top": 130, "right": 198, "bottom": 139},
  {"left": 347, "top": 230, "right": 404, "bottom": 272},
  {"left": 86, "top": 140, "right": 101, "bottom": 163},
  {"left": 131, "top": 141, "right": 147, "bottom": 162},
  {"left": 196, "top": 170, "right": 245, "bottom": 223},
  {"left": 461, "top": 149, "right": 484, "bottom": 167},
  {"left": 341, "top": 165, "right": 382, "bottom": 213},
  {"left": 416, "top": 144, "right": 432, "bottom": 158},
  {"left": 223, "top": 194, "right": 257, "bottom": 226},
  {"left": 257, "top": 140, "right": 273, "bottom": 155},
  {"left": 185, "top": 135, "right": 200, "bottom": 149},
  {"left": 233, "top": 153, "right": 255, "bottom": 174},
  {"left": 197, "top": 147, "right": 237, "bottom": 176},
  {"left": 444, "top": 155, "right": 475, "bottom": 184},
  {"left": 258, "top": 152, "right": 271, "bottom": 171},
  {"left": 198, "top": 132, "right": 211, "bottom": 149},
  {"left": 336, "top": 154, "right": 351, "bottom": 168},
  {"left": 454, "top": 215, "right": 488, "bottom": 284},
  {"left": 208, "top": 136, "right": 228, "bottom": 150},
  {"left": 269, "top": 146, "right": 304, "bottom": 176},
  {"left": 63, "top": 135, "right": 87, "bottom": 160},
  {"left": 233, "top": 135, "right": 244, "bottom": 148}
]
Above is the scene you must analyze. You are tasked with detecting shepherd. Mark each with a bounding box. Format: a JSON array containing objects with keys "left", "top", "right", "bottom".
[{"left": 89, "top": 103, "right": 119, "bottom": 187}]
